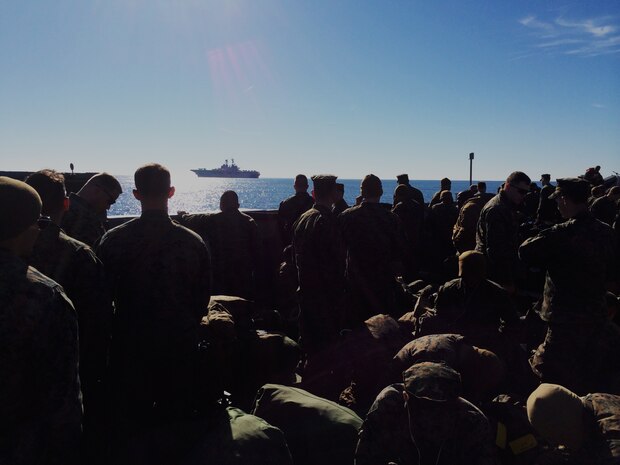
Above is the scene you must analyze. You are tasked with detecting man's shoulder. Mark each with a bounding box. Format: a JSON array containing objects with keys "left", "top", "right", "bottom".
[
  {"left": 339, "top": 203, "right": 363, "bottom": 219},
  {"left": 481, "top": 193, "right": 502, "bottom": 210},
  {"left": 170, "top": 220, "right": 208, "bottom": 246},
  {"left": 58, "top": 229, "right": 96, "bottom": 255},
  {"left": 26, "top": 266, "right": 73, "bottom": 308},
  {"left": 98, "top": 217, "right": 139, "bottom": 245}
]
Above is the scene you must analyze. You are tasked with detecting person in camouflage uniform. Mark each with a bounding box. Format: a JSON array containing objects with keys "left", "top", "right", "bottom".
[
  {"left": 519, "top": 178, "right": 619, "bottom": 395},
  {"left": 456, "top": 184, "right": 478, "bottom": 210},
  {"left": 591, "top": 186, "right": 620, "bottom": 227},
  {"left": 278, "top": 174, "right": 314, "bottom": 246},
  {"left": 476, "top": 171, "right": 531, "bottom": 291},
  {"left": 332, "top": 182, "right": 349, "bottom": 216},
  {"left": 428, "top": 190, "right": 459, "bottom": 263},
  {"left": 390, "top": 334, "right": 505, "bottom": 403},
  {"left": 396, "top": 173, "right": 426, "bottom": 208},
  {"left": 430, "top": 177, "right": 451, "bottom": 207},
  {"left": 292, "top": 175, "right": 344, "bottom": 354},
  {"left": 61, "top": 172, "right": 122, "bottom": 246},
  {"left": 25, "top": 170, "right": 113, "bottom": 462},
  {"left": 0, "top": 176, "right": 81, "bottom": 465},
  {"left": 339, "top": 174, "right": 406, "bottom": 325},
  {"left": 26, "top": 171, "right": 112, "bottom": 392},
  {"left": 392, "top": 184, "right": 424, "bottom": 279},
  {"left": 452, "top": 193, "right": 488, "bottom": 254},
  {"left": 528, "top": 383, "right": 620, "bottom": 464},
  {"left": 536, "top": 174, "right": 560, "bottom": 226},
  {"left": 179, "top": 190, "right": 259, "bottom": 299},
  {"left": 355, "top": 361, "right": 496, "bottom": 465},
  {"left": 416, "top": 251, "right": 519, "bottom": 351},
  {"left": 97, "top": 164, "right": 212, "bottom": 437}
]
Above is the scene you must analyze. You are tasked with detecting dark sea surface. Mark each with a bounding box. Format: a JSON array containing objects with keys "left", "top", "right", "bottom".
[{"left": 109, "top": 174, "right": 504, "bottom": 216}]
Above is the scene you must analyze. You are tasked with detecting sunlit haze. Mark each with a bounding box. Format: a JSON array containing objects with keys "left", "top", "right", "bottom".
[{"left": 1, "top": 0, "right": 618, "bottom": 180}]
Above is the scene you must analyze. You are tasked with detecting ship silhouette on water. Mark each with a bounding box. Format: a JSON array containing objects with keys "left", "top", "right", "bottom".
[{"left": 191, "top": 159, "right": 260, "bottom": 179}]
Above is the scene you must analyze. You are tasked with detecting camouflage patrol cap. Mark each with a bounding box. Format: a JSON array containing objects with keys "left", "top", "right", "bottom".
[
  {"left": 310, "top": 174, "right": 337, "bottom": 188},
  {"left": 403, "top": 361, "right": 461, "bottom": 402},
  {"left": 548, "top": 177, "right": 590, "bottom": 201},
  {"left": 0, "top": 176, "right": 42, "bottom": 241}
]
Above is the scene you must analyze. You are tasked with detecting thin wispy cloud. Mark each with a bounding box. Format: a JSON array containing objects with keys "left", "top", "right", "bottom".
[
  {"left": 519, "top": 14, "right": 620, "bottom": 57},
  {"left": 591, "top": 103, "right": 606, "bottom": 108}
]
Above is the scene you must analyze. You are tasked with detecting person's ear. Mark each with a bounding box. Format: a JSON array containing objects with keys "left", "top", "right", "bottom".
[
  {"left": 133, "top": 189, "right": 142, "bottom": 201},
  {"left": 168, "top": 186, "right": 175, "bottom": 199}
]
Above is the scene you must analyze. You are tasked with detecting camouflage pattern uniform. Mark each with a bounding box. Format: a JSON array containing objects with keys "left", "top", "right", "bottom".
[
  {"left": 580, "top": 393, "right": 620, "bottom": 463},
  {"left": 333, "top": 198, "right": 349, "bottom": 216},
  {"left": 457, "top": 189, "right": 476, "bottom": 210},
  {"left": 429, "top": 201, "right": 459, "bottom": 261},
  {"left": 537, "top": 183, "right": 560, "bottom": 225},
  {"left": 179, "top": 210, "right": 259, "bottom": 299},
  {"left": 278, "top": 192, "right": 314, "bottom": 245},
  {"left": 402, "top": 183, "right": 426, "bottom": 209},
  {"left": 391, "top": 334, "right": 466, "bottom": 380},
  {"left": 519, "top": 211, "right": 619, "bottom": 394},
  {"left": 392, "top": 198, "right": 424, "bottom": 277},
  {"left": 416, "top": 278, "right": 518, "bottom": 351},
  {"left": 0, "top": 249, "right": 81, "bottom": 465},
  {"left": 355, "top": 383, "right": 496, "bottom": 465},
  {"left": 476, "top": 191, "right": 521, "bottom": 287},
  {"left": 29, "top": 222, "right": 112, "bottom": 405},
  {"left": 61, "top": 193, "right": 108, "bottom": 246},
  {"left": 591, "top": 195, "right": 619, "bottom": 227},
  {"left": 97, "top": 210, "right": 212, "bottom": 420},
  {"left": 453, "top": 195, "right": 487, "bottom": 254},
  {"left": 339, "top": 202, "right": 405, "bottom": 324},
  {"left": 293, "top": 204, "right": 344, "bottom": 352}
]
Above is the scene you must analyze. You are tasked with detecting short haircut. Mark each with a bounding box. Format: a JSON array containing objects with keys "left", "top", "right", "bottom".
[
  {"left": 220, "top": 190, "right": 239, "bottom": 210},
  {"left": 335, "top": 183, "right": 345, "bottom": 193},
  {"left": 25, "top": 169, "right": 66, "bottom": 216},
  {"left": 591, "top": 185, "right": 605, "bottom": 197},
  {"left": 361, "top": 174, "right": 382, "bottom": 198},
  {"left": 294, "top": 174, "right": 308, "bottom": 187},
  {"left": 440, "top": 177, "right": 451, "bottom": 188},
  {"left": 134, "top": 163, "right": 171, "bottom": 197},
  {"left": 506, "top": 171, "right": 531, "bottom": 186},
  {"left": 90, "top": 172, "right": 122, "bottom": 194},
  {"left": 477, "top": 181, "right": 487, "bottom": 193}
]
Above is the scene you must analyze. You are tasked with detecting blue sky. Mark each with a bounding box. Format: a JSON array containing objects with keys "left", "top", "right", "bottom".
[{"left": 1, "top": 0, "right": 618, "bottom": 180}]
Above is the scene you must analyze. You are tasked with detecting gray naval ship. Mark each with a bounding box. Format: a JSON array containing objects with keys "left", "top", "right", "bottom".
[{"left": 191, "top": 159, "right": 260, "bottom": 179}]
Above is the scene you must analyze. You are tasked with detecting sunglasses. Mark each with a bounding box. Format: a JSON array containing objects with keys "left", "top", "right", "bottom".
[{"left": 509, "top": 183, "right": 529, "bottom": 196}]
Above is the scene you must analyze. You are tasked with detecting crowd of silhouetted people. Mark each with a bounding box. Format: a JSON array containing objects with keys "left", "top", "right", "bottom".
[{"left": 1, "top": 163, "right": 619, "bottom": 465}]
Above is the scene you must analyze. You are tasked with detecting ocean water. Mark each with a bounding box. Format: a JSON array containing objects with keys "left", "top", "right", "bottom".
[{"left": 109, "top": 172, "right": 504, "bottom": 216}]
